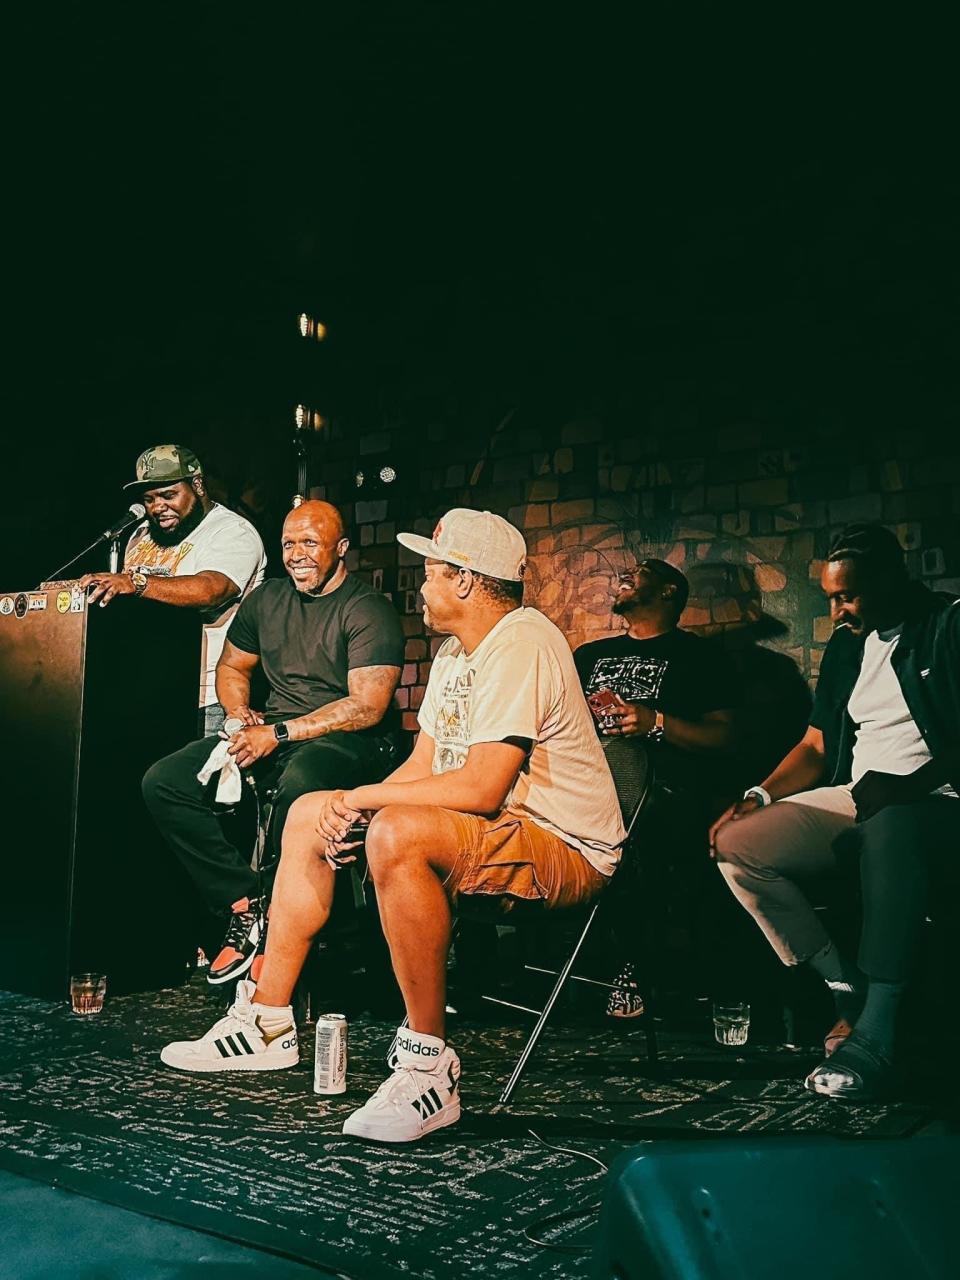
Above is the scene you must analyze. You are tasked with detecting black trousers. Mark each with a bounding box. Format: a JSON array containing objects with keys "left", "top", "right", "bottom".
[
  {"left": 840, "top": 795, "right": 960, "bottom": 981},
  {"left": 142, "top": 731, "right": 397, "bottom": 913}
]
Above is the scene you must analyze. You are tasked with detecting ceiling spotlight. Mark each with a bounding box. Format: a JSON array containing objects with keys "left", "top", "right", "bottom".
[
  {"left": 379, "top": 465, "right": 397, "bottom": 484},
  {"left": 355, "top": 470, "right": 365, "bottom": 487},
  {"left": 297, "top": 313, "right": 327, "bottom": 341},
  {"left": 294, "top": 405, "right": 326, "bottom": 431}
]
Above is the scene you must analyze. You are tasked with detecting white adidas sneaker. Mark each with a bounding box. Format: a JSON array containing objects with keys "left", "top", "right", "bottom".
[
  {"left": 343, "top": 1027, "right": 461, "bottom": 1143},
  {"left": 160, "top": 979, "right": 299, "bottom": 1073}
]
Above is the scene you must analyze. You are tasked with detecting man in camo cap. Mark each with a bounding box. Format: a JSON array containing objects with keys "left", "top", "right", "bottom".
[{"left": 79, "top": 444, "right": 266, "bottom": 736}]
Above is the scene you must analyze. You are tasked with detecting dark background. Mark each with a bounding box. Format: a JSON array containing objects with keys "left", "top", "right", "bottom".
[{"left": 5, "top": 7, "right": 958, "bottom": 588}]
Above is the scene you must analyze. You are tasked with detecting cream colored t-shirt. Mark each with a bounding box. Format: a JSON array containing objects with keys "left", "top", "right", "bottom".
[{"left": 418, "top": 607, "right": 626, "bottom": 877}]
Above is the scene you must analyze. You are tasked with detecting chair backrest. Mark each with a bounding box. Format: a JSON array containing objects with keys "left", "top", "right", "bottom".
[{"left": 601, "top": 736, "right": 654, "bottom": 841}]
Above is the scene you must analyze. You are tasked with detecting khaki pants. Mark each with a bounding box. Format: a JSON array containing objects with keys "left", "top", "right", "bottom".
[
  {"left": 714, "top": 786, "right": 960, "bottom": 981},
  {"left": 713, "top": 786, "right": 857, "bottom": 965}
]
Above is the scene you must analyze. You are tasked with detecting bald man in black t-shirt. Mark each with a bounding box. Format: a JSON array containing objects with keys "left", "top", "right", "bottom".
[{"left": 142, "top": 502, "right": 404, "bottom": 985}]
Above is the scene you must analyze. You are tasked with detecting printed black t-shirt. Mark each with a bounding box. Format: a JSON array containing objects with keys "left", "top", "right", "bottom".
[
  {"left": 226, "top": 574, "right": 404, "bottom": 732},
  {"left": 574, "top": 629, "right": 739, "bottom": 797}
]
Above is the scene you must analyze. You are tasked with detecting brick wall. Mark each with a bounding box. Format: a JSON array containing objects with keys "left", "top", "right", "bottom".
[{"left": 312, "top": 420, "right": 960, "bottom": 733}]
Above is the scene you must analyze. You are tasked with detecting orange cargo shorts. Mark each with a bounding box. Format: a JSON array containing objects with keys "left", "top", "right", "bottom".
[{"left": 439, "top": 809, "right": 607, "bottom": 914}]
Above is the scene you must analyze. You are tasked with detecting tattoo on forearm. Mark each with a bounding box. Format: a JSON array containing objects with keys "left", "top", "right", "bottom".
[
  {"left": 289, "top": 665, "right": 400, "bottom": 741},
  {"left": 294, "top": 697, "right": 380, "bottom": 736}
]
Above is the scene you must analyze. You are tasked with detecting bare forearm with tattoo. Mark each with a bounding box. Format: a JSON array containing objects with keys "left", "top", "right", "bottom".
[
  {"left": 217, "top": 667, "right": 253, "bottom": 716},
  {"left": 285, "top": 664, "right": 401, "bottom": 742}
]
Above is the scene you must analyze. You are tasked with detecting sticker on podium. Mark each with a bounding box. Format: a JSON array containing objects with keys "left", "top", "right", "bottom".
[
  {"left": 14, "top": 594, "right": 28, "bottom": 619},
  {"left": 70, "top": 586, "right": 85, "bottom": 613},
  {"left": 0, "top": 596, "right": 13, "bottom": 616},
  {"left": 28, "top": 593, "right": 47, "bottom": 611},
  {"left": 56, "top": 591, "right": 71, "bottom": 613}
]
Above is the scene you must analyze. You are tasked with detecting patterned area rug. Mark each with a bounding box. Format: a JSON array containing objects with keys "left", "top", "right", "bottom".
[{"left": 0, "top": 976, "right": 937, "bottom": 1279}]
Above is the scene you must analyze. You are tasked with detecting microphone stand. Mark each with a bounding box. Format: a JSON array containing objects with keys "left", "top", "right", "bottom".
[
  {"left": 292, "top": 425, "right": 310, "bottom": 506},
  {"left": 41, "top": 536, "right": 115, "bottom": 587}
]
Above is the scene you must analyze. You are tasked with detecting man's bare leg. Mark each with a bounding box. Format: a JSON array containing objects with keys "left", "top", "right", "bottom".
[
  {"left": 253, "top": 792, "right": 337, "bottom": 1008},
  {"left": 365, "top": 804, "right": 462, "bottom": 1039}
]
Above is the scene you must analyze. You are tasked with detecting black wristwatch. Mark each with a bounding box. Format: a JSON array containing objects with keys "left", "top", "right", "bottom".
[{"left": 273, "top": 722, "right": 290, "bottom": 743}]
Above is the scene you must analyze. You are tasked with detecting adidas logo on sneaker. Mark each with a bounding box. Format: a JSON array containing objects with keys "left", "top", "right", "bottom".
[{"left": 395, "top": 1033, "right": 440, "bottom": 1057}]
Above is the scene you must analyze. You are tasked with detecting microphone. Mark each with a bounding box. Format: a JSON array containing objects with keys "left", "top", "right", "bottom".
[{"left": 98, "top": 503, "right": 146, "bottom": 543}]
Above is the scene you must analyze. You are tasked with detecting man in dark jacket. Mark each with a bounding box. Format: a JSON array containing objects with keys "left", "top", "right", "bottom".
[{"left": 710, "top": 523, "right": 959, "bottom": 1099}]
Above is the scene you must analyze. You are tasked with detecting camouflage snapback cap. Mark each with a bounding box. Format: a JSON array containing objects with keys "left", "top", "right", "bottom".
[{"left": 123, "top": 444, "right": 203, "bottom": 490}]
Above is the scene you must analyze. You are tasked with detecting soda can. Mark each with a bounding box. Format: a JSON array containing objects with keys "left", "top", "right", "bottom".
[{"left": 314, "top": 1013, "right": 348, "bottom": 1094}]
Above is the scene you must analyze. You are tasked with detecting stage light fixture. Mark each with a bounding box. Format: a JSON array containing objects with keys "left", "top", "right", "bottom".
[
  {"left": 297, "top": 313, "right": 327, "bottom": 341},
  {"left": 379, "top": 465, "right": 397, "bottom": 484},
  {"left": 294, "top": 405, "right": 326, "bottom": 431},
  {"left": 355, "top": 470, "right": 365, "bottom": 487}
]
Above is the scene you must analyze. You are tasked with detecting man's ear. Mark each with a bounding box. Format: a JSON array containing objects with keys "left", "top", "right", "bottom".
[
  {"left": 337, "top": 537, "right": 351, "bottom": 558},
  {"left": 455, "top": 567, "right": 474, "bottom": 599},
  {"left": 191, "top": 476, "right": 205, "bottom": 497}
]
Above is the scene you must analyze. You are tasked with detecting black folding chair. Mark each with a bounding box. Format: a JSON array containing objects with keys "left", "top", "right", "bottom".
[{"left": 470, "top": 735, "right": 656, "bottom": 1104}]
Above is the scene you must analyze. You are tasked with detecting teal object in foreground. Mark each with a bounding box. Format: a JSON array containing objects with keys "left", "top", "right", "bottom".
[{"left": 596, "top": 1134, "right": 959, "bottom": 1280}]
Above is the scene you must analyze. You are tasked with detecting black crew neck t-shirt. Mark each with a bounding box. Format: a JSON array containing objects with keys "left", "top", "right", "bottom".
[
  {"left": 574, "top": 628, "right": 738, "bottom": 797},
  {"left": 226, "top": 574, "right": 404, "bottom": 733}
]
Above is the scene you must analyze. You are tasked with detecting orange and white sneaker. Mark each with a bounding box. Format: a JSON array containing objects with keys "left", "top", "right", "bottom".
[
  {"left": 207, "top": 896, "right": 265, "bottom": 985},
  {"left": 343, "top": 1028, "right": 461, "bottom": 1143},
  {"left": 160, "top": 980, "right": 298, "bottom": 1073}
]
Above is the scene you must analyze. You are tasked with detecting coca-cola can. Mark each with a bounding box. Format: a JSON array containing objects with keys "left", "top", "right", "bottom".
[{"left": 314, "top": 1013, "right": 348, "bottom": 1094}]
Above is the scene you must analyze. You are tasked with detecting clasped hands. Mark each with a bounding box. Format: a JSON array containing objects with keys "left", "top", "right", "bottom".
[
  {"left": 220, "top": 706, "right": 275, "bottom": 769},
  {"left": 315, "top": 789, "right": 369, "bottom": 870}
]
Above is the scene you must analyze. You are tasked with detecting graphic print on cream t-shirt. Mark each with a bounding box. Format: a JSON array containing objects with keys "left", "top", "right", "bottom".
[{"left": 433, "top": 667, "right": 474, "bottom": 773}]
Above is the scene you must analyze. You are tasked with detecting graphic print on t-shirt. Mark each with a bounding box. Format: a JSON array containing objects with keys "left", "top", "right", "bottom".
[
  {"left": 583, "top": 654, "right": 668, "bottom": 704},
  {"left": 433, "top": 667, "right": 476, "bottom": 773},
  {"left": 124, "top": 534, "right": 194, "bottom": 576}
]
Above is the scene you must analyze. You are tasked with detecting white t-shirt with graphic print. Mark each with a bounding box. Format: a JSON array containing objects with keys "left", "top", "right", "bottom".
[
  {"left": 125, "top": 503, "right": 267, "bottom": 707},
  {"left": 417, "top": 607, "right": 627, "bottom": 877}
]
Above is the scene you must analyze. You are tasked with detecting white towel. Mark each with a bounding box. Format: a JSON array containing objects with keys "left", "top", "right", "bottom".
[{"left": 196, "top": 738, "right": 243, "bottom": 805}]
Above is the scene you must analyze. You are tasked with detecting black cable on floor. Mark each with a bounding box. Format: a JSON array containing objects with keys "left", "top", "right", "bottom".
[{"left": 521, "top": 1128, "right": 608, "bottom": 1254}]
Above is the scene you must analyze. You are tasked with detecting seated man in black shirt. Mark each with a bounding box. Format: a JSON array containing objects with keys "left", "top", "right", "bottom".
[
  {"left": 574, "top": 558, "right": 739, "bottom": 1011},
  {"left": 142, "top": 501, "right": 404, "bottom": 984}
]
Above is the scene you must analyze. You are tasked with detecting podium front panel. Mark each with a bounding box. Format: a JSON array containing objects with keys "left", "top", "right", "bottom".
[{"left": 0, "top": 585, "right": 202, "bottom": 998}]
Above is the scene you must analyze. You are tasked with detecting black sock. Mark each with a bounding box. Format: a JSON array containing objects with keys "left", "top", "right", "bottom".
[{"left": 852, "top": 980, "right": 905, "bottom": 1059}]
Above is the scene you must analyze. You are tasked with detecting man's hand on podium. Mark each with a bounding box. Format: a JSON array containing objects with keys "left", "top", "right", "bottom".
[
  {"left": 78, "top": 571, "right": 138, "bottom": 606},
  {"left": 226, "top": 724, "right": 279, "bottom": 769}
]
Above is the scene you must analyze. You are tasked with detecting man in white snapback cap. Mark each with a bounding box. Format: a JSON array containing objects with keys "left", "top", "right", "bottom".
[{"left": 299, "top": 507, "right": 623, "bottom": 1140}]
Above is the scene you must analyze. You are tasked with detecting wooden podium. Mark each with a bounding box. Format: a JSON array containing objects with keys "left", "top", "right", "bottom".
[{"left": 0, "top": 582, "right": 203, "bottom": 998}]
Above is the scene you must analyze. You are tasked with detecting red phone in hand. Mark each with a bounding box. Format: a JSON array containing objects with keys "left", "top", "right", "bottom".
[{"left": 587, "top": 687, "right": 620, "bottom": 720}]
